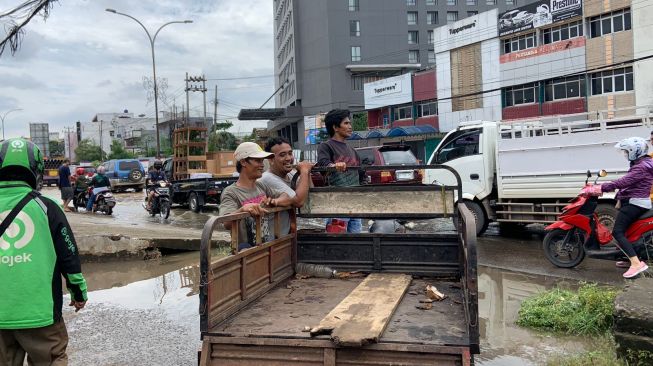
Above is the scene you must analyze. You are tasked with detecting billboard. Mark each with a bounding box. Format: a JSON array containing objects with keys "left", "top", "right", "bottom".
[
  {"left": 304, "top": 114, "right": 327, "bottom": 145},
  {"left": 364, "top": 73, "right": 412, "bottom": 110},
  {"left": 498, "top": 0, "right": 582, "bottom": 37},
  {"left": 433, "top": 9, "right": 498, "bottom": 54}
]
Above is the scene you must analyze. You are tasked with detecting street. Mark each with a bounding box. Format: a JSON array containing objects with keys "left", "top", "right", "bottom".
[{"left": 42, "top": 188, "right": 626, "bottom": 366}]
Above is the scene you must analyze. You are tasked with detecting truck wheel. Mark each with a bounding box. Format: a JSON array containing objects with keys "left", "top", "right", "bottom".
[
  {"left": 455, "top": 200, "right": 488, "bottom": 236},
  {"left": 543, "top": 228, "right": 585, "bottom": 268},
  {"left": 189, "top": 193, "right": 200, "bottom": 213}
]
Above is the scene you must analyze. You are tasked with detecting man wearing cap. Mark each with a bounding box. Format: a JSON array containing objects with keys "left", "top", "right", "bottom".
[{"left": 219, "top": 142, "right": 293, "bottom": 251}]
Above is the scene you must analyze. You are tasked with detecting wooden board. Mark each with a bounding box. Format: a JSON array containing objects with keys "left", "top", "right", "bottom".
[{"left": 310, "top": 273, "right": 412, "bottom": 347}]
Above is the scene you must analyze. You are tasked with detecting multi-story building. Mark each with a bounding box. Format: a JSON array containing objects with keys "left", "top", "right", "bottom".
[{"left": 270, "top": 0, "right": 535, "bottom": 149}]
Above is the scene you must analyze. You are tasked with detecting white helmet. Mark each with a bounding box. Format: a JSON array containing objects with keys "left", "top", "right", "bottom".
[{"left": 615, "top": 137, "right": 649, "bottom": 161}]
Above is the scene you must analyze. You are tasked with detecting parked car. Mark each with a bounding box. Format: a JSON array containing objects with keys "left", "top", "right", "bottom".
[
  {"left": 356, "top": 145, "right": 422, "bottom": 184},
  {"left": 101, "top": 159, "right": 146, "bottom": 192}
]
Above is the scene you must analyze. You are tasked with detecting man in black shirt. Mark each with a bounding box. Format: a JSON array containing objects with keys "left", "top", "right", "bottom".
[{"left": 57, "top": 159, "right": 73, "bottom": 212}]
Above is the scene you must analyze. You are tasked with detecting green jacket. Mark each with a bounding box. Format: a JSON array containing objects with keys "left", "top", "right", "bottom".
[{"left": 0, "top": 181, "right": 88, "bottom": 329}]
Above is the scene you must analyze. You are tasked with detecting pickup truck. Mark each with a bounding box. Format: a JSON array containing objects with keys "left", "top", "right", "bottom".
[
  {"left": 198, "top": 164, "right": 479, "bottom": 365},
  {"left": 163, "top": 158, "right": 236, "bottom": 212},
  {"left": 43, "top": 158, "right": 66, "bottom": 187}
]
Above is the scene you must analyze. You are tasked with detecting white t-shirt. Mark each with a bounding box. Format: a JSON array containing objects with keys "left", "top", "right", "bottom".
[{"left": 258, "top": 171, "right": 296, "bottom": 236}]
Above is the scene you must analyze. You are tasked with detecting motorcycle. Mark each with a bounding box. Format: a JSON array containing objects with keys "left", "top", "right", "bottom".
[
  {"left": 75, "top": 186, "right": 116, "bottom": 215},
  {"left": 144, "top": 181, "right": 171, "bottom": 219},
  {"left": 542, "top": 170, "right": 653, "bottom": 268}
]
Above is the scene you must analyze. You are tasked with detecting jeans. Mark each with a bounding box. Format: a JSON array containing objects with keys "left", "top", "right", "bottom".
[
  {"left": 613, "top": 202, "right": 647, "bottom": 258},
  {"left": 86, "top": 187, "right": 109, "bottom": 211},
  {"left": 326, "top": 218, "right": 362, "bottom": 233}
]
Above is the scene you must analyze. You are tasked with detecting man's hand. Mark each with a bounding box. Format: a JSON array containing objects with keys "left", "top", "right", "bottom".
[
  {"left": 297, "top": 161, "right": 315, "bottom": 174},
  {"left": 69, "top": 300, "right": 86, "bottom": 313},
  {"left": 241, "top": 203, "right": 268, "bottom": 216},
  {"left": 334, "top": 162, "right": 347, "bottom": 172}
]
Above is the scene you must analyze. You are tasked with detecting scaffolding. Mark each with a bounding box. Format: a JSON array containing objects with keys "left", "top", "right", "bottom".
[{"left": 172, "top": 126, "right": 208, "bottom": 180}]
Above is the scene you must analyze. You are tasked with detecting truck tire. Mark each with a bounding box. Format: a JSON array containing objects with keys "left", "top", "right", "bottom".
[
  {"left": 189, "top": 193, "right": 201, "bottom": 213},
  {"left": 542, "top": 228, "right": 585, "bottom": 268},
  {"left": 456, "top": 200, "right": 488, "bottom": 236}
]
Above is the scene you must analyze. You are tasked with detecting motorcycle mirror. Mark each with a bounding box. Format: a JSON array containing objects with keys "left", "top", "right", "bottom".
[{"left": 599, "top": 169, "right": 608, "bottom": 177}]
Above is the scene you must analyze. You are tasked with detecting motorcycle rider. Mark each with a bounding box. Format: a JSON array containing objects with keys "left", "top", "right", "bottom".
[
  {"left": 146, "top": 160, "right": 167, "bottom": 211},
  {"left": 0, "top": 138, "right": 88, "bottom": 364},
  {"left": 586, "top": 137, "right": 653, "bottom": 278},
  {"left": 86, "top": 166, "right": 111, "bottom": 213}
]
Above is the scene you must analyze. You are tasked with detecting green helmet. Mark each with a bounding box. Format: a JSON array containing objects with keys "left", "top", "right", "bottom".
[{"left": 0, "top": 138, "right": 44, "bottom": 188}]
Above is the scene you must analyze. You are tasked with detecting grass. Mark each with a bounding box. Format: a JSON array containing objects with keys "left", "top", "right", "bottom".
[
  {"left": 545, "top": 335, "right": 623, "bottom": 366},
  {"left": 516, "top": 283, "right": 618, "bottom": 336}
]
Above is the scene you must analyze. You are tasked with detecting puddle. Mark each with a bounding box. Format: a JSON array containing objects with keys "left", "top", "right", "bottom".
[{"left": 64, "top": 252, "right": 600, "bottom": 365}]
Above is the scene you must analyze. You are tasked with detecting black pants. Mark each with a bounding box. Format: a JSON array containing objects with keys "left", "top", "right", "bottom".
[{"left": 613, "top": 202, "right": 647, "bottom": 258}]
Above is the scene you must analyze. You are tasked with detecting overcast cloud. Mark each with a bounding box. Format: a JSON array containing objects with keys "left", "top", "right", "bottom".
[{"left": 0, "top": 0, "right": 273, "bottom": 139}]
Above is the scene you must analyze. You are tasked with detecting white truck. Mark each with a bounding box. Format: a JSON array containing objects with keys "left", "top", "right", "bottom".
[{"left": 424, "top": 107, "right": 653, "bottom": 235}]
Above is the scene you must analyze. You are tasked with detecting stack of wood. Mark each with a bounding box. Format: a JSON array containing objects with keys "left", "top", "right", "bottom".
[{"left": 172, "top": 126, "right": 208, "bottom": 180}]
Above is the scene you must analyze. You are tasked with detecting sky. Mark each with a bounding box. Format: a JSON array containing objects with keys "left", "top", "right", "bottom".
[{"left": 0, "top": 0, "right": 273, "bottom": 139}]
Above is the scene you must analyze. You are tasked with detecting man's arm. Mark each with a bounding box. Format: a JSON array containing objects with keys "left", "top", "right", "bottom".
[
  {"left": 291, "top": 162, "right": 314, "bottom": 207},
  {"left": 219, "top": 189, "right": 268, "bottom": 230},
  {"left": 316, "top": 142, "right": 334, "bottom": 167}
]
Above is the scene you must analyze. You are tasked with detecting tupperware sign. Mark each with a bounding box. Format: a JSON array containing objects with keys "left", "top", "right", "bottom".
[{"left": 498, "top": 0, "right": 582, "bottom": 37}]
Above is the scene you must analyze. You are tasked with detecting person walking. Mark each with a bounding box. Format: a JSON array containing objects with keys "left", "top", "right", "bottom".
[
  {"left": 57, "top": 159, "right": 74, "bottom": 212},
  {"left": 0, "top": 138, "right": 88, "bottom": 365}
]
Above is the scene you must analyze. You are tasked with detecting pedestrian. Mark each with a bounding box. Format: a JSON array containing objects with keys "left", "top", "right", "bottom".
[
  {"left": 219, "top": 142, "right": 293, "bottom": 251},
  {"left": 0, "top": 138, "right": 88, "bottom": 365},
  {"left": 315, "top": 109, "right": 365, "bottom": 233},
  {"left": 86, "top": 166, "right": 111, "bottom": 213},
  {"left": 259, "top": 137, "right": 314, "bottom": 235},
  {"left": 58, "top": 159, "right": 74, "bottom": 212},
  {"left": 586, "top": 137, "right": 652, "bottom": 278}
]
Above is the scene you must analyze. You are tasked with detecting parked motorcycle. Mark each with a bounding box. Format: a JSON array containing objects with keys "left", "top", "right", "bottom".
[
  {"left": 144, "top": 181, "right": 171, "bottom": 219},
  {"left": 543, "top": 170, "right": 653, "bottom": 268},
  {"left": 75, "top": 186, "right": 116, "bottom": 215}
]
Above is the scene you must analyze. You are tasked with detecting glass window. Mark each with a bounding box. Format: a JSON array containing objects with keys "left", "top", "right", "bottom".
[
  {"left": 544, "top": 76, "right": 585, "bottom": 101},
  {"left": 502, "top": 32, "right": 536, "bottom": 53},
  {"left": 447, "top": 0, "right": 456, "bottom": 5},
  {"left": 466, "top": 0, "right": 476, "bottom": 5},
  {"left": 349, "top": 20, "right": 360, "bottom": 37},
  {"left": 118, "top": 161, "right": 140, "bottom": 170},
  {"left": 427, "top": 11, "right": 438, "bottom": 24},
  {"left": 351, "top": 46, "right": 361, "bottom": 62},
  {"left": 428, "top": 30, "right": 434, "bottom": 44},
  {"left": 487, "top": 0, "right": 496, "bottom": 4},
  {"left": 436, "top": 129, "right": 481, "bottom": 164},
  {"left": 394, "top": 105, "right": 413, "bottom": 120},
  {"left": 407, "top": 0, "right": 416, "bottom": 5},
  {"left": 407, "top": 11, "right": 418, "bottom": 25},
  {"left": 409, "top": 50, "right": 419, "bottom": 63},
  {"left": 428, "top": 50, "right": 436, "bottom": 63},
  {"left": 358, "top": 149, "right": 376, "bottom": 165},
  {"left": 447, "top": 11, "right": 458, "bottom": 24},
  {"left": 408, "top": 31, "right": 419, "bottom": 44},
  {"left": 504, "top": 83, "right": 539, "bottom": 106},
  {"left": 624, "top": 10, "right": 631, "bottom": 30},
  {"left": 419, "top": 101, "right": 438, "bottom": 116},
  {"left": 348, "top": 0, "right": 359, "bottom": 11},
  {"left": 590, "top": 67, "right": 633, "bottom": 95},
  {"left": 426, "top": 0, "right": 436, "bottom": 5},
  {"left": 589, "top": 8, "right": 632, "bottom": 38},
  {"left": 382, "top": 150, "right": 418, "bottom": 165},
  {"left": 506, "top": 0, "right": 514, "bottom": 4},
  {"left": 468, "top": 11, "right": 478, "bottom": 16}
]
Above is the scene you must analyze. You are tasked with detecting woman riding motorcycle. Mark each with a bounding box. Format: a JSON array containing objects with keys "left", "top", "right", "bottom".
[
  {"left": 586, "top": 137, "right": 653, "bottom": 278},
  {"left": 86, "top": 166, "right": 111, "bottom": 213}
]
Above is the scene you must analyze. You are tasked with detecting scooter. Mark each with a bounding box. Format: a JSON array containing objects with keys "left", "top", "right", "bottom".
[
  {"left": 73, "top": 186, "right": 116, "bottom": 215},
  {"left": 542, "top": 170, "right": 653, "bottom": 268},
  {"left": 144, "top": 181, "right": 171, "bottom": 219}
]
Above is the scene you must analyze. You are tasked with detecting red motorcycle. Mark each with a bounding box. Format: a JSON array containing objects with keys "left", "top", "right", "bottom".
[{"left": 543, "top": 170, "right": 653, "bottom": 268}]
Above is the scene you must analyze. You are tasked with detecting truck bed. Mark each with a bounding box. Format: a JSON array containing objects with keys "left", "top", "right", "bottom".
[{"left": 209, "top": 276, "right": 469, "bottom": 347}]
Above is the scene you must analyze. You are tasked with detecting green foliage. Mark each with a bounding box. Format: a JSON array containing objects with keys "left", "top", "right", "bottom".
[
  {"left": 212, "top": 120, "right": 233, "bottom": 132},
  {"left": 517, "top": 283, "right": 617, "bottom": 335},
  {"left": 352, "top": 112, "right": 368, "bottom": 131},
  {"left": 624, "top": 349, "right": 653, "bottom": 365},
  {"left": 108, "top": 140, "right": 135, "bottom": 160},
  {"left": 546, "top": 335, "right": 623, "bottom": 366},
  {"left": 49, "top": 140, "right": 65, "bottom": 157},
  {"left": 240, "top": 131, "right": 257, "bottom": 143},
  {"left": 75, "top": 139, "right": 103, "bottom": 162},
  {"left": 208, "top": 131, "right": 237, "bottom": 152}
]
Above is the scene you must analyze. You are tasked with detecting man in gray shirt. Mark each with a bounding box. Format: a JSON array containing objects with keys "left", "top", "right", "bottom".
[{"left": 258, "top": 137, "right": 314, "bottom": 235}]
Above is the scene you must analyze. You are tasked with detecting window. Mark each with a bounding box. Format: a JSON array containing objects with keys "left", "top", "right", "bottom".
[
  {"left": 428, "top": 49, "right": 436, "bottom": 63},
  {"left": 541, "top": 21, "right": 583, "bottom": 44},
  {"left": 466, "top": 0, "right": 476, "bottom": 5},
  {"left": 394, "top": 105, "right": 413, "bottom": 120},
  {"left": 589, "top": 9, "right": 631, "bottom": 38},
  {"left": 428, "top": 30, "right": 434, "bottom": 44},
  {"left": 447, "top": 0, "right": 456, "bottom": 5},
  {"left": 426, "top": 0, "right": 436, "bottom": 5},
  {"left": 351, "top": 46, "right": 361, "bottom": 62},
  {"left": 544, "top": 76, "right": 586, "bottom": 101},
  {"left": 506, "top": 0, "right": 514, "bottom": 4},
  {"left": 358, "top": 149, "right": 376, "bottom": 165},
  {"left": 427, "top": 11, "right": 438, "bottom": 24},
  {"left": 407, "top": 0, "right": 416, "bottom": 5},
  {"left": 419, "top": 101, "right": 438, "bottom": 116},
  {"left": 348, "top": 0, "right": 359, "bottom": 11},
  {"left": 435, "top": 129, "right": 481, "bottom": 164},
  {"left": 502, "top": 32, "right": 536, "bottom": 54},
  {"left": 447, "top": 11, "right": 458, "bottom": 24},
  {"left": 503, "top": 82, "right": 539, "bottom": 107},
  {"left": 118, "top": 161, "right": 140, "bottom": 170},
  {"left": 409, "top": 50, "right": 420, "bottom": 63},
  {"left": 351, "top": 74, "right": 385, "bottom": 91},
  {"left": 468, "top": 11, "right": 478, "bottom": 16},
  {"left": 590, "top": 67, "right": 634, "bottom": 95},
  {"left": 407, "top": 11, "right": 418, "bottom": 25},
  {"left": 486, "top": 0, "right": 496, "bottom": 4},
  {"left": 350, "top": 20, "right": 360, "bottom": 36},
  {"left": 408, "top": 31, "right": 419, "bottom": 44}
]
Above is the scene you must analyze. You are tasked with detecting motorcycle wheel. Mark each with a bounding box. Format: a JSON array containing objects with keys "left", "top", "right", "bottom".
[
  {"left": 543, "top": 228, "right": 586, "bottom": 268},
  {"left": 106, "top": 207, "right": 113, "bottom": 216},
  {"left": 160, "top": 201, "right": 170, "bottom": 219},
  {"left": 636, "top": 231, "right": 653, "bottom": 262}
]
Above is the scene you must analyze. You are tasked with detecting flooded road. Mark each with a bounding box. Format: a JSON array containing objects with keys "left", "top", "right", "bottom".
[{"left": 63, "top": 247, "right": 617, "bottom": 366}]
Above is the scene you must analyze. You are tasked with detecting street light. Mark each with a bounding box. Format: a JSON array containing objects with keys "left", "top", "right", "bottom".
[
  {"left": 106, "top": 8, "right": 192, "bottom": 157},
  {"left": 0, "top": 108, "right": 22, "bottom": 141}
]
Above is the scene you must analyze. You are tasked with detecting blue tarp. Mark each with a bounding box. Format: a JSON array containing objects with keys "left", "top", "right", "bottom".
[{"left": 349, "top": 125, "right": 437, "bottom": 139}]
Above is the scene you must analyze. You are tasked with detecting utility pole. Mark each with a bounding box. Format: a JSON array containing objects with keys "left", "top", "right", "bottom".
[
  {"left": 63, "top": 126, "right": 73, "bottom": 159},
  {"left": 213, "top": 85, "right": 218, "bottom": 126},
  {"left": 185, "top": 74, "right": 209, "bottom": 151}
]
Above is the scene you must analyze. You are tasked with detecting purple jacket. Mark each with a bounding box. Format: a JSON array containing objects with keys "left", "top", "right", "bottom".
[{"left": 601, "top": 156, "right": 653, "bottom": 200}]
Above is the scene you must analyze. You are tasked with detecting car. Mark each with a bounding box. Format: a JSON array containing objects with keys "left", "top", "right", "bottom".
[
  {"left": 499, "top": 10, "right": 520, "bottom": 28},
  {"left": 356, "top": 145, "right": 422, "bottom": 184},
  {"left": 71, "top": 165, "right": 96, "bottom": 177},
  {"left": 512, "top": 11, "right": 534, "bottom": 27},
  {"left": 100, "top": 159, "right": 146, "bottom": 192}
]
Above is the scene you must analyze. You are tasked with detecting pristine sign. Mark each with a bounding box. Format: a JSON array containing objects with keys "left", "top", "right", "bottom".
[{"left": 498, "top": 0, "right": 582, "bottom": 37}]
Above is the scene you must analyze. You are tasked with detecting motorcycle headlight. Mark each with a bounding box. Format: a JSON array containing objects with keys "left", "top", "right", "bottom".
[{"left": 159, "top": 181, "right": 167, "bottom": 187}]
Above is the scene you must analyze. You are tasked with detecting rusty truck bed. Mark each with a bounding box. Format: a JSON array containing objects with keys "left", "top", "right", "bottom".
[{"left": 209, "top": 276, "right": 469, "bottom": 347}]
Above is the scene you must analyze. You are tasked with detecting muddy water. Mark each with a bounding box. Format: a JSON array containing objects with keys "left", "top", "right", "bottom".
[{"left": 62, "top": 251, "right": 599, "bottom": 366}]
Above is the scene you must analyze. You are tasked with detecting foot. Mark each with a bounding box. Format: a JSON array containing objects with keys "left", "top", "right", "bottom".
[
  {"left": 623, "top": 263, "right": 649, "bottom": 279},
  {"left": 64, "top": 208, "right": 73, "bottom": 213}
]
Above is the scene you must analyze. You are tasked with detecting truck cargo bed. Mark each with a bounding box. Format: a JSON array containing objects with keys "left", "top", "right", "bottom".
[{"left": 209, "top": 276, "right": 469, "bottom": 347}]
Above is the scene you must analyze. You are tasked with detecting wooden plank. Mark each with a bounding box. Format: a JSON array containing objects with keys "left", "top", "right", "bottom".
[{"left": 310, "top": 273, "right": 412, "bottom": 347}]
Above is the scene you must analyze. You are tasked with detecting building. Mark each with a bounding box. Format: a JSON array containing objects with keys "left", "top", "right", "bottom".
[{"left": 270, "top": 0, "right": 537, "bottom": 150}]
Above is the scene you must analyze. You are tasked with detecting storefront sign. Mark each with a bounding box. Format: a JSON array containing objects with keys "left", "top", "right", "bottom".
[
  {"left": 364, "top": 73, "right": 412, "bottom": 110},
  {"left": 499, "top": 36, "right": 585, "bottom": 63},
  {"left": 498, "top": 0, "right": 582, "bottom": 37}
]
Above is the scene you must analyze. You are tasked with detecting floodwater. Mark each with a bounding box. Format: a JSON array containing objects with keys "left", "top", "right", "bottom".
[{"left": 63, "top": 250, "right": 602, "bottom": 366}]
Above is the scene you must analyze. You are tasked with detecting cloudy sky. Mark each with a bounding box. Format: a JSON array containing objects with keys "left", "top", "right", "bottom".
[{"left": 0, "top": 0, "right": 273, "bottom": 139}]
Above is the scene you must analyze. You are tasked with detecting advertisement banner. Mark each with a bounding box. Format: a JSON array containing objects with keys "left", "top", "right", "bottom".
[
  {"left": 364, "top": 73, "right": 412, "bottom": 110},
  {"left": 498, "top": 0, "right": 582, "bottom": 37},
  {"left": 499, "top": 36, "right": 585, "bottom": 63}
]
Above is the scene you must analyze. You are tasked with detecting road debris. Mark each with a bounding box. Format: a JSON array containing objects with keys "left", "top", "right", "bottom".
[{"left": 425, "top": 285, "right": 446, "bottom": 301}]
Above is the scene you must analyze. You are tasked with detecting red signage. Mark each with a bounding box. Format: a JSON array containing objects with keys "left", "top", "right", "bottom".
[{"left": 500, "top": 36, "right": 585, "bottom": 63}]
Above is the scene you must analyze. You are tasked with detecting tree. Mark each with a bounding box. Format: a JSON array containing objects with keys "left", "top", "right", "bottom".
[
  {"left": 49, "top": 140, "right": 65, "bottom": 157},
  {"left": 108, "top": 140, "right": 134, "bottom": 160},
  {"left": 212, "top": 120, "right": 233, "bottom": 132},
  {"left": 0, "top": 0, "right": 59, "bottom": 57},
  {"left": 352, "top": 112, "right": 368, "bottom": 131},
  {"left": 208, "top": 131, "right": 237, "bottom": 152},
  {"left": 75, "top": 139, "right": 103, "bottom": 162}
]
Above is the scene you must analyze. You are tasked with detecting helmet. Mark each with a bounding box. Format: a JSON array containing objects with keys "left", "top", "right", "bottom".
[
  {"left": 615, "top": 137, "right": 649, "bottom": 161},
  {"left": 97, "top": 166, "right": 106, "bottom": 174},
  {"left": 153, "top": 160, "right": 163, "bottom": 169},
  {"left": 0, "top": 138, "right": 44, "bottom": 188},
  {"left": 76, "top": 167, "right": 85, "bottom": 176}
]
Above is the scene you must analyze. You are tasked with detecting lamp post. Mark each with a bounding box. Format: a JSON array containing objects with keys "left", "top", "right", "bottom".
[
  {"left": 106, "top": 9, "right": 192, "bottom": 157},
  {"left": 1, "top": 108, "right": 22, "bottom": 141}
]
